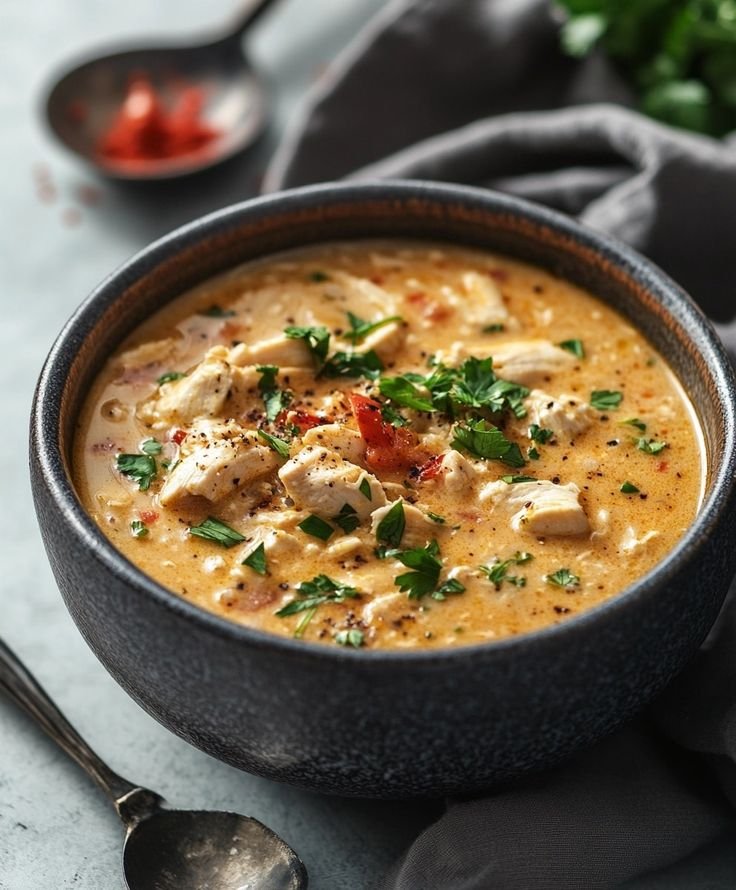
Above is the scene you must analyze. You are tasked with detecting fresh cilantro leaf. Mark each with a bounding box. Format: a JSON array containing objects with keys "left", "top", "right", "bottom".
[
  {"left": 116, "top": 453, "right": 157, "bottom": 491},
  {"left": 276, "top": 575, "right": 360, "bottom": 618},
  {"left": 591, "top": 390, "right": 623, "bottom": 411},
  {"left": 256, "top": 364, "right": 292, "bottom": 423},
  {"left": 199, "top": 305, "right": 235, "bottom": 318},
  {"left": 559, "top": 339, "right": 585, "bottom": 358},
  {"left": 130, "top": 520, "right": 148, "bottom": 538},
  {"left": 451, "top": 419, "right": 526, "bottom": 467},
  {"left": 620, "top": 481, "right": 640, "bottom": 494},
  {"left": 157, "top": 371, "right": 185, "bottom": 385},
  {"left": 636, "top": 437, "right": 668, "bottom": 455},
  {"left": 141, "top": 438, "right": 162, "bottom": 455},
  {"left": 426, "top": 511, "right": 446, "bottom": 524},
  {"left": 514, "top": 551, "right": 533, "bottom": 564},
  {"left": 528, "top": 446, "right": 540, "bottom": 460},
  {"left": 547, "top": 568, "right": 580, "bottom": 589},
  {"left": 432, "top": 578, "right": 466, "bottom": 601},
  {"left": 375, "top": 501, "right": 406, "bottom": 548},
  {"left": 358, "top": 477, "right": 373, "bottom": 500},
  {"left": 284, "top": 325, "right": 330, "bottom": 363},
  {"left": 381, "top": 403, "right": 410, "bottom": 427},
  {"left": 332, "top": 504, "right": 360, "bottom": 535},
  {"left": 190, "top": 517, "right": 245, "bottom": 548},
  {"left": 379, "top": 375, "right": 435, "bottom": 412},
  {"left": 479, "top": 551, "right": 532, "bottom": 590},
  {"left": 335, "top": 628, "right": 365, "bottom": 647},
  {"left": 319, "top": 349, "right": 383, "bottom": 380},
  {"left": 257, "top": 430, "right": 290, "bottom": 459},
  {"left": 242, "top": 541, "right": 268, "bottom": 575},
  {"left": 529, "top": 424, "right": 555, "bottom": 444},
  {"left": 388, "top": 540, "right": 462, "bottom": 601},
  {"left": 297, "top": 514, "right": 334, "bottom": 541},
  {"left": 501, "top": 475, "right": 537, "bottom": 484},
  {"left": 345, "top": 311, "right": 403, "bottom": 345},
  {"left": 621, "top": 417, "right": 647, "bottom": 432}
]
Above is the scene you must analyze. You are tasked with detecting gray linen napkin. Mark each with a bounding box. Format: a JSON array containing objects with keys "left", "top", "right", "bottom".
[{"left": 264, "top": 1, "right": 736, "bottom": 886}]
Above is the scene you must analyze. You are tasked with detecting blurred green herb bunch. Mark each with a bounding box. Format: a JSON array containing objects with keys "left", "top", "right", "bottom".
[{"left": 558, "top": 0, "right": 736, "bottom": 135}]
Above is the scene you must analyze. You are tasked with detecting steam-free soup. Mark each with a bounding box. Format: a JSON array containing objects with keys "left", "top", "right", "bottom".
[{"left": 75, "top": 241, "right": 704, "bottom": 649}]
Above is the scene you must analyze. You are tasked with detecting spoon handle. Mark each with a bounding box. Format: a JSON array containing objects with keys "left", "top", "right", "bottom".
[{"left": 0, "top": 637, "right": 158, "bottom": 824}]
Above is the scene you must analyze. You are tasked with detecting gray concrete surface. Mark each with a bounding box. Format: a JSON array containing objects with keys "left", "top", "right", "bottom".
[{"left": 0, "top": 2, "right": 442, "bottom": 888}]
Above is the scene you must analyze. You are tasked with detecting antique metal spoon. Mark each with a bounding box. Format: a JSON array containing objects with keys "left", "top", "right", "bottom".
[
  {"left": 0, "top": 637, "right": 307, "bottom": 889},
  {"left": 43, "top": 0, "right": 279, "bottom": 180}
]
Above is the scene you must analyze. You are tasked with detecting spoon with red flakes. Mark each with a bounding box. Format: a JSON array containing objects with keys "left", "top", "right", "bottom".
[{"left": 44, "top": 0, "right": 278, "bottom": 180}]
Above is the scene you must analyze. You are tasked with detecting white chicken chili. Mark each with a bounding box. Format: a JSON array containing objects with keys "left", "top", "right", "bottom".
[{"left": 74, "top": 241, "right": 704, "bottom": 649}]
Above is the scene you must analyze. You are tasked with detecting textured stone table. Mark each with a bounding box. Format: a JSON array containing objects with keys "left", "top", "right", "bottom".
[{"left": 0, "top": 2, "right": 441, "bottom": 887}]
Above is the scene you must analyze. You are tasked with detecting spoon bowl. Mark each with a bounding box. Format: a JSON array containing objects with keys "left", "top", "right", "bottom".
[
  {"left": 123, "top": 808, "right": 307, "bottom": 890},
  {"left": 43, "top": 1, "right": 276, "bottom": 180}
]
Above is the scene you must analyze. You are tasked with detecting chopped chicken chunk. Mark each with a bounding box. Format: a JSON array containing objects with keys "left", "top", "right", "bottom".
[
  {"left": 139, "top": 355, "right": 232, "bottom": 426},
  {"left": 159, "top": 422, "right": 277, "bottom": 506},
  {"left": 360, "top": 320, "right": 406, "bottom": 362},
  {"left": 228, "top": 334, "right": 313, "bottom": 368},
  {"left": 437, "top": 451, "right": 477, "bottom": 493},
  {"left": 492, "top": 340, "right": 576, "bottom": 384},
  {"left": 620, "top": 527, "right": 660, "bottom": 554},
  {"left": 302, "top": 424, "right": 366, "bottom": 464},
  {"left": 524, "top": 389, "right": 595, "bottom": 440},
  {"left": 370, "top": 499, "right": 435, "bottom": 549},
  {"left": 461, "top": 271, "right": 516, "bottom": 330},
  {"left": 480, "top": 479, "right": 589, "bottom": 536},
  {"left": 330, "top": 271, "right": 399, "bottom": 315},
  {"left": 278, "top": 446, "right": 386, "bottom": 521}
]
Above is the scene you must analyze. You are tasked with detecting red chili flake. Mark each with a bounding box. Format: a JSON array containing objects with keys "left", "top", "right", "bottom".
[
  {"left": 417, "top": 453, "right": 445, "bottom": 482},
  {"left": 370, "top": 275, "right": 384, "bottom": 285},
  {"left": 171, "top": 428, "right": 187, "bottom": 445},
  {"left": 487, "top": 267, "right": 508, "bottom": 282},
  {"left": 656, "top": 460, "right": 669, "bottom": 472},
  {"left": 139, "top": 510, "right": 159, "bottom": 525},
  {"left": 288, "top": 410, "right": 326, "bottom": 433},
  {"left": 424, "top": 301, "right": 453, "bottom": 322},
  {"left": 406, "top": 291, "right": 426, "bottom": 304}
]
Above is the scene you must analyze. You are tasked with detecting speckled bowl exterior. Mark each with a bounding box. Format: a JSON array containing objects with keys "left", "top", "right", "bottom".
[{"left": 30, "top": 182, "right": 736, "bottom": 798}]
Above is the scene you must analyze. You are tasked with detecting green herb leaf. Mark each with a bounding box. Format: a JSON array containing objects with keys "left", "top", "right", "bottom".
[
  {"left": 358, "top": 477, "right": 372, "bottom": 500},
  {"left": 332, "top": 504, "right": 360, "bottom": 535},
  {"left": 528, "top": 446, "right": 540, "bottom": 460},
  {"left": 479, "top": 551, "right": 533, "bottom": 589},
  {"left": 379, "top": 375, "right": 435, "bottom": 412},
  {"left": 426, "top": 511, "right": 446, "bottom": 524},
  {"left": 297, "top": 514, "right": 334, "bottom": 541},
  {"left": 242, "top": 541, "right": 268, "bottom": 575},
  {"left": 482, "top": 323, "right": 505, "bottom": 333},
  {"left": 157, "top": 371, "right": 185, "bottom": 385},
  {"left": 375, "top": 501, "right": 406, "bottom": 548},
  {"left": 130, "top": 520, "right": 149, "bottom": 538},
  {"left": 547, "top": 568, "right": 580, "bottom": 589},
  {"left": 591, "top": 390, "right": 623, "bottom": 411},
  {"left": 529, "top": 424, "right": 555, "bottom": 444},
  {"left": 345, "top": 311, "right": 403, "bottom": 345},
  {"left": 500, "top": 475, "right": 537, "bottom": 484},
  {"left": 558, "top": 339, "right": 585, "bottom": 358},
  {"left": 433, "top": 578, "right": 466, "bottom": 601},
  {"left": 451, "top": 419, "right": 526, "bottom": 467},
  {"left": 621, "top": 417, "right": 647, "bottom": 432},
  {"left": 335, "top": 628, "right": 365, "bottom": 647},
  {"left": 116, "top": 453, "right": 157, "bottom": 491},
  {"left": 308, "top": 270, "right": 330, "bottom": 282},
  {"left": 381, "top": 403, "right": 410, "bottom": 427},
  {"left": 276, "top": 575, "right": 360, "bottom": 618},
  {"left": 257, "top": 429, "right": 291, "bottom": 459},
  {"left": 320, "top": 349, "right": 383, "bottom": 380},
  {"left": 199, "top": 305, "right": 235, "bottom": 318},
  {"left": 141, "top": 438, "right": 162, "bottom": 455},
  {"left": 190, "top": 517, "right": 245, "bottom": 548},
  {"left": 389, "top": 540, "right": 461, "bottom": 601},
  {"left": 256, "top": 364, "right": 292, "bottom": 423},
  {"left": 620, "top": 481, "right": 640, "bottom": 494},
  {"left": 636, "top": 437, "right": 668, "bottom": 455},
  {"left": 284, "top": 325, "right": 331, "bottom": 363}
]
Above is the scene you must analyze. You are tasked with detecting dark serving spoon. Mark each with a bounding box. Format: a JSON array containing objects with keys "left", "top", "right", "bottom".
[
  {"left": 44, "top": 0, "right": 279, "bottom": 180},
  {"left": 0, "top": 637, "right": 307, "bottom": 889}
]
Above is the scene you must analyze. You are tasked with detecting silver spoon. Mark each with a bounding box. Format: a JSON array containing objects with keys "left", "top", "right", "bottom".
[
  {"left": 0, "top": 637, "right": 307, "bottom": 889},
  {"left": 43, "top": 0, "right": 279, "bottom": 181}
]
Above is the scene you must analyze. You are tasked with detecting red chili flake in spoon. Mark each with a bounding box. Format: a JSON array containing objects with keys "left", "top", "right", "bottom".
[{"left": 97, "top": 73, "right": 219, "bottom": 163}]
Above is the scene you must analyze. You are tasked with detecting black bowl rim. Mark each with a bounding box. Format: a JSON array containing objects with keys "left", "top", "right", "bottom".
[{"left": 31, "top": 179, "right": 736, "bottom": 666}]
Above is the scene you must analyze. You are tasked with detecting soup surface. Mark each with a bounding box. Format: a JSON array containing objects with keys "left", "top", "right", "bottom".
[{"left": 75, "top": 241, "right": 704, "bottom": 649}]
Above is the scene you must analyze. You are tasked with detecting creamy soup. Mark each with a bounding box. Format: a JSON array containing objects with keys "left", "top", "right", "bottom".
[{"left": 75, "top": 241, "right": 704, "bottom": 650}]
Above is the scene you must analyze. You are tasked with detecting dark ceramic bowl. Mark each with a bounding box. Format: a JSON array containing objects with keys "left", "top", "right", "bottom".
[{"left": 30, "top": 182, "right": 736, "bottom": 798}]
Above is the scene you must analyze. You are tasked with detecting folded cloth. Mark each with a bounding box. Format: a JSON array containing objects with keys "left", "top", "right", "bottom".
[{"left": 264, "top": 1, "right": 736, "bottom": 886}]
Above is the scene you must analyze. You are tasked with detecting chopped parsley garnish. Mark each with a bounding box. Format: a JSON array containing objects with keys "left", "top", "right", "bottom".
[
  {"left": 332, "top": 503, "right": 360, "bottom": 534},
  {"left": 358, "top": 477, "right": 372, "bottom": 500},
  {"left": 257, "top": 429, "right": 291, "bottom": 459},
  {"left": 157, "top": 371, "right": 185, "bottom": 385},
  {"left": 501, "top": 474, "right": 537, "bottom": 484},
  {"left": 375, "top": 501, "right": 406, "bottom": 548},
  {"left": 297, "top": 514, "right": 334, "bottom": 541},
  {"left": 256, "top": 365, "right": 292, "bottom": 423},
  {"left": 636, "top": 437, "right": 668, "bottom": 455},
  {"left": 547, "top": 568, "right": 581, "bottom": 589},
  {"left": 528, "top": 446, "right": 541, "bottom": 460},
  {"left": 482, "top": 323, "right": 505, "bottom": 333},
  {"left": 620, "top": 481, "right": 640, "bottom": 494},
  {"left": 621, "top": 417, "right": 647, "bottom": 432},
  {"left": 345, "top": 311, "right": 403, "bottom": 345},
  {"left": 116, "top": 453, "right": 157, "bottom": 491},
  {"left": 276, "top": 575, "right": 360, "bottom": 638},
  {"left": 140, "top": 438, "right": 162, "bottom": 455},
  {"left": 559, "top": 339, "right": 585, "bottom": 358},
  {"left": 386, "top": 540, "right": 464, "bottom": 601},
  {"left": 479, "top": 551, "right": 532, "bottom": 589},
  {"left": 308, "top": 270, "right": 330, "bottom": 282},
  {"left": 242, "top": 541, "right": 268, "bottom": 575},
  {"left": 199, "top": 305, "right": 235, "bottom": 318},
  {"left": 590, "top": 390, "right": 623, "bottom": 411},
  {"left": 335, "top": 628, "right": 365, "bottom": 648},
  {"left": 381, "top": 403, "right": 410, "bottom": 427},
  {"left": 130, "top": 520, "right": 148, "bottom": 538},
  {"left": 284, "top": 325, "right": 331, "bottom": 364},
  {"left": 379, "top": 375, "right": 435, "bottom": 412},
  {"left": 319, "top": 349, "right": 383, "bottom": 380},
  {"left": 426, "top": 511, "right": 446, "bottom": 524},
  {"left": 529, "top": 423, "right": 555, "bottom": 444},
  {"left": 451, "top": 419, "right": 526, "bottom": 467},
  {"left": 189, "top": 517, "right": 245, "bottom": 548}
]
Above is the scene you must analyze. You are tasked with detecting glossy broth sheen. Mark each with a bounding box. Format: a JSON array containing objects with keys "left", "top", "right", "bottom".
[{"left": 75, "top": 241, "right": 704, "bottom": 649}]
